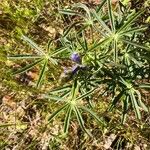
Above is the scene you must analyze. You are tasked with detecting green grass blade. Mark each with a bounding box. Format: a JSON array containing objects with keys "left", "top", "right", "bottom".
[
  {"left": 129, "top": 91, "right": 141, "bottom": 120},
  {"left": 117, "top": 10, "right": 145, "bottom": 33},
  {"left": 7, "top": 55, "right": 42, "bottom": 59},
  {"left": 36, "top": 59, "right": 48, "bottom": 88},
  {"left": 64, "top": 105, "right": 72, "bottom": 133},
  {"left": 122, "top": 39, "right": 150, "bottom": 51},
  {"left": 21, "top": 35, "right": 45, "bottom": 55},
  {"left": 13, "top": 58, "right": 43, "bottom": 75},
  {"left": 81, "top": 106, "right": 105, "bottom": 126},
  {"left": 107, "top": 0, "right": 115, "bottom": 32},
  {"left": 48, "top": 103, "right": 69, "bottom": 122},
  {"left": 74, "top": 106, "right": 92, "bottom": 137}
]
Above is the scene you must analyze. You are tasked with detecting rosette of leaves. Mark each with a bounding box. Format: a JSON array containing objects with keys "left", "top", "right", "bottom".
[
  {"left": 47, "top": 80, "right": 105, "bottom": 136},
  {"left": 8, "top": 35, "right": 67, "bottom": 87},
  {"left": 59, "top": 0, "right": 150, "bottom": 63}
]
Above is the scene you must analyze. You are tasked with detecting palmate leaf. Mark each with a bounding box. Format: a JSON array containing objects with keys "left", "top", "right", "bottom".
[
  {"left": 74, "top": 106, "right": 92, "bottom": 137},
  {"left": 64, "top": 105, "right": 72, "bottom": 133},
  {"left": 36, "top": 59, "right": 48, "bottom": 88},
  {"left": 21, "top": 35, "right": 45, "bottom": 55},
  {"left": 107, "top": 0, "right": 115, "bottom": 32},
  {"left": 13, "top": 58, "right": 43, "bottom": 75},
  {"left": 48, "top": 103, "right": 69, "bottom": 122}
]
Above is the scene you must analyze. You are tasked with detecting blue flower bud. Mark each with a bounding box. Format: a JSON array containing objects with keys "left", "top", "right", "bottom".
[
  {"left": 71, "top": 65, "right": 80, "bottom": 75},
  {"left": 70, "top": 52, "right": 81, "bottom": 64}
]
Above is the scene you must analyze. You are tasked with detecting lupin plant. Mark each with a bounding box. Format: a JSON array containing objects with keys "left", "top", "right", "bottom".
[{"left": 8, "top": 0, "right": 150, "bottom": 136}]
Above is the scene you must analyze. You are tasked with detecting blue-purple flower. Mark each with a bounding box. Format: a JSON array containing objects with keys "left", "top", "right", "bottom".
[{"left": 70, "top": 52, "right": 81, "bottom": 64}]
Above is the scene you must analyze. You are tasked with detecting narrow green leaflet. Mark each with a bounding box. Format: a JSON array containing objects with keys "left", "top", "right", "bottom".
[
  {"left": 59, "top": 9, "right": 83, "bottom": 18},
  {"left": 13, "top": 58, "right": 43, "bottom": 75},
  {"left": 80, "top": 106, "right": 105, "bottom": 125},
  {"left": 96, "top": 0, "right": 107, "bottom": 13},
  {"left": 73, "top": 3, "right": 91, "bottom": 19},
  {"left": 7, "top": 55, "right": 42, "bottom": 59},
  {"left": 114, "top": 39, "right": 118, "bottom": 63},
  {"left": 92, "top": 9, "right": 112, "bottom": 34},
  {"left": 134, "top": 90, "right": 148, "bottom": 112},
  {"left": 122, "top": 39, "right": 150, "bottom": 51},
  {"left": 75, "top": 87, "right": 96, "bottom": 101},
  {"left": 64, "top": 105, "right": 72, "bottom": 133},
  {"left": 48, "top": 103, "right": 69, "bottom": 122},
  {"left": 121, "top": 95, "right": 129, "bottom": 124},
  {"left": 117, "top": 10, "right": 145, "bottom": 33},
  {"left": 47, "top": 95, "right": 65, "bottom": 101},
  {"left": 36, "top": 59, "right": 48, "bottom": 88},
  {"left": 21, "top": 35, "right": 45, "bottom": 55},
  {"left": 89, "top": 37, "right": 112, "bottom": 52},
  {"left": 63, "top": 22, "right": 80, "bottom": 37},
  {"left": 51, "top": 47, "right": 67, "bottom": 56},
  {"left": 71, "top": 80, "right": 78, "bottom": 100},
  {"left": 139, "top": 83, "right": 150, "bottom": 89},
  {"left": 107, "top": 0, "right": 115, "bottom": 32},
  {"left": 120, "top": 26, "right": 147, "bottom": 36},
  {"left": 0, "top": 124, "right": 15, "bottom": 128},
  {"left": 49, "top": 85, "right": 71, "bottom": 94},
  {"left": 129, "top": 91, "right": 141, "bottom": 120},
  {"left": 74, "top": 106, "right": 92, "bottom": 137},
  {"left": 109, "top": 91, "right": 124, "bottom": 111}
]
